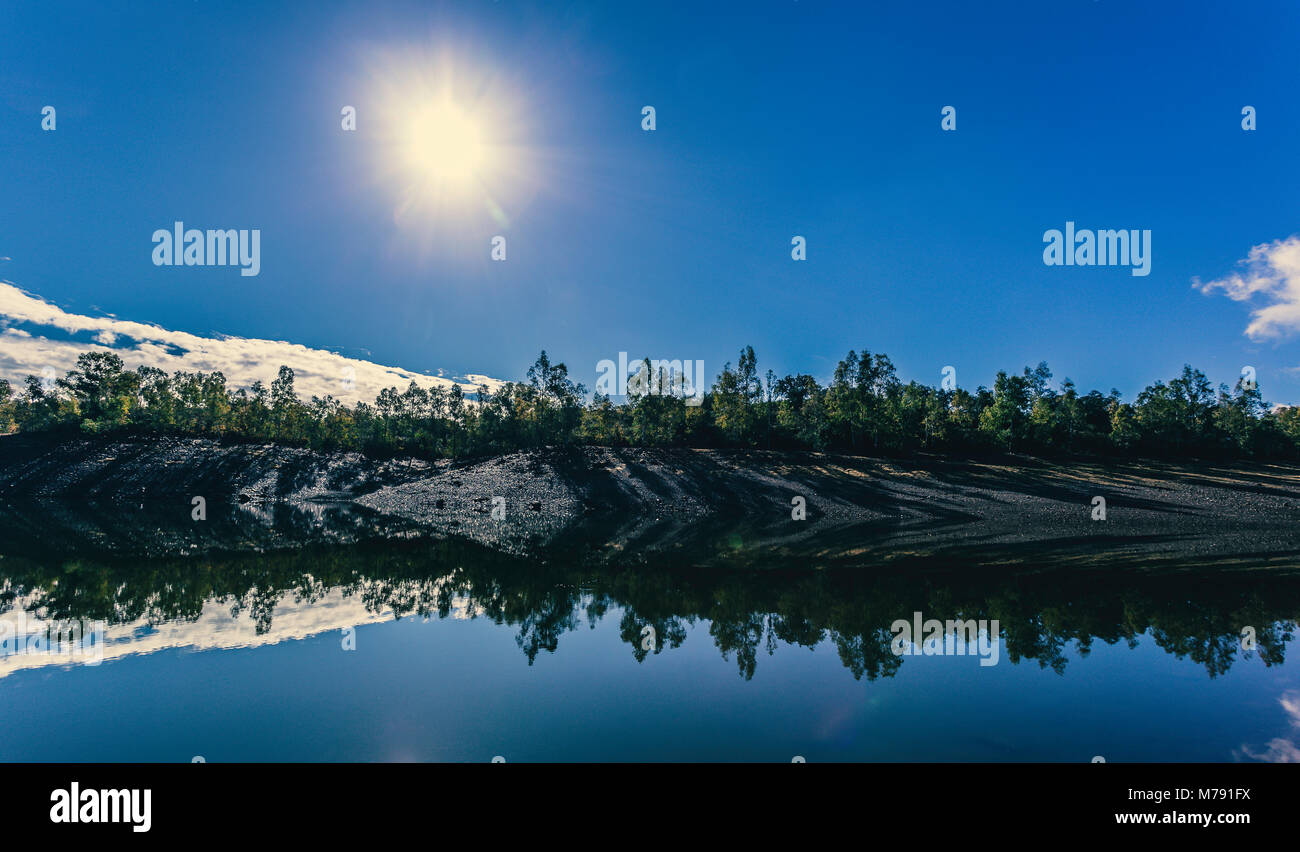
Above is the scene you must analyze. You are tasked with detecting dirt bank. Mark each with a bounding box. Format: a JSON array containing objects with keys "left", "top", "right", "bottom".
[{"left": 2, "top": 433, "right": 1299, "bottom": 569}]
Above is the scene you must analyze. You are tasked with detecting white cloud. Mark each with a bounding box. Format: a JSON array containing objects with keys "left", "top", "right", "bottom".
[
  {"left": 1237, "top": 689, "right": 1300, "bottom": 763},
  {"left": 1196, "top": 236, "right": 1300, "bottom": 340},
  {"left": 0, "top": 281, "right": 506, "bottom": 404}
]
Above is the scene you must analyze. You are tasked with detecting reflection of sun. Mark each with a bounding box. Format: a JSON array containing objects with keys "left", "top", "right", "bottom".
[{"left": 364, "top": 44, "right": 534, "bottom": 241}]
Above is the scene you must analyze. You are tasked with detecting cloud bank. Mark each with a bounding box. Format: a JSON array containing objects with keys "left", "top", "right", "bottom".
[
  {"left": 0, "top": 281, "right": 505, "bottom": 404},
  {"left": 1196, "top": 236, "right": 1300, "bottom": 340}
]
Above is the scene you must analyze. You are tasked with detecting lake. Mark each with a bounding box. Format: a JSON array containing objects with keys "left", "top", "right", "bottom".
[{"left": 1, "top": 537, "right": 1297, "bottom": 762}]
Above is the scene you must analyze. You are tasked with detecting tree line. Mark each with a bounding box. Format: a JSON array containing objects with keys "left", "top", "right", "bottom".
[{"left": 1, "top": 346, "right": 1297, "bottom": 461}]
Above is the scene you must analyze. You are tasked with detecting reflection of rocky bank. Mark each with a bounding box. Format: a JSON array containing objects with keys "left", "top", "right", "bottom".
[{"left": 5, "top": 433, "right": 1300, "bottom": 568}]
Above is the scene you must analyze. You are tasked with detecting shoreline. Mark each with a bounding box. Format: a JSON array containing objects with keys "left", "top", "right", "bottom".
[{"left": 1, "top": 433, "right": 1299, "bottom": 568}]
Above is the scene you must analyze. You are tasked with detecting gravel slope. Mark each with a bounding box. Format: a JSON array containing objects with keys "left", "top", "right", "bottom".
[{"left": 2, "top": 433, "right": 1300, "bottom": 568}]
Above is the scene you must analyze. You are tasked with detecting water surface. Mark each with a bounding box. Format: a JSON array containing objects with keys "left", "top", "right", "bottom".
[{"left": 2, "top": 538, "right": 1297, "bottom": 762}]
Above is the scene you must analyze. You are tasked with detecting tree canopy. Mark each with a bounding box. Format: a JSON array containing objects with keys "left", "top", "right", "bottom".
[{"left": 1, "top": 348, "right": 1294, "bottom": 462}]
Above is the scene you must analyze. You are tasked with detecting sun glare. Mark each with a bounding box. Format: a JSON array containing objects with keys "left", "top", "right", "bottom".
[
  {"left": 363, "top": 44, "right": 536, "bottom": 243},
  {"left": 402, "top": 99, "right": 487, "bottom": 186}
]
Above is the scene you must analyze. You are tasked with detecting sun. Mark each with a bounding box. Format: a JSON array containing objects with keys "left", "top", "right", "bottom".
[
  {"left": 401, "top": 98, "right": 488, "bottom": 187},
  {"left": 362, "top": 43, "right": 537, "bottom": 243}
]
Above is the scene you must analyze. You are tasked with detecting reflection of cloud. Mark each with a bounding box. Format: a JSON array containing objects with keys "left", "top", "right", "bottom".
[
  {"left": 1236, "top": 689, "right": 1300, "bottom": 763},
  {"left": 0, "top": 586, "right": 481, "bottom": 680},
  {"left": 0, "top": 281, "right": 506, "bottom": 404},
  {"left": 1196, "top": 236, "right": 1300, "bottom": 340}
]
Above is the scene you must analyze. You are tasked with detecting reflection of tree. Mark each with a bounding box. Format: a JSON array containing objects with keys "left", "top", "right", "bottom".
[
  {"left": 2, "top": 538, "right": 1298, "bottom": 681},
  {"left": 1146, "top": 592, "right": 1294, "bottom": 678},
  {"left": 512, "top": 597, "right": 583, "bottom": 664},
  {"left": 618, "top": 611, "right": 687, "bottom": 664},
  {"left": 830, "top": 628, "right": 904, "bottom": 681},
  {"left": 710, "top": 612, "right": 767, "bottom": 680}
]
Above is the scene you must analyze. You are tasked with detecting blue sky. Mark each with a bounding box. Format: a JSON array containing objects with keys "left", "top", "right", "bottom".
[{"left": 2, "top": 0, "right": 1300, "bottom": 403}]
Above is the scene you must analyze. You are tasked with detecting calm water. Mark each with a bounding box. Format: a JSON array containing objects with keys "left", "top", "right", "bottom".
[{"left": 2, "top": 537, "right": 1298, "bottom": 762}]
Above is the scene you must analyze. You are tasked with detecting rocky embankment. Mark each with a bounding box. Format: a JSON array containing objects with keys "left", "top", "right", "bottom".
[{"left": 2, "top": 433, "right": 1300, "bottom": 569}]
